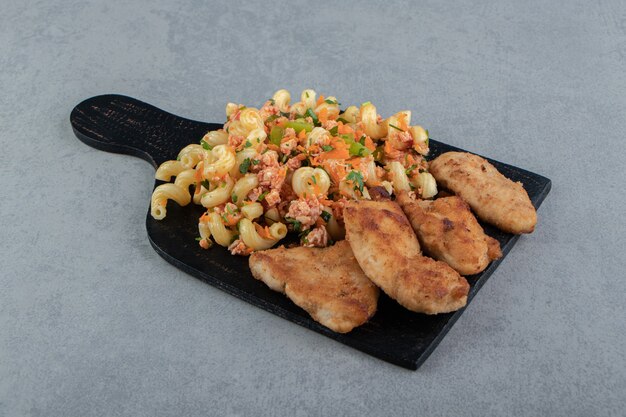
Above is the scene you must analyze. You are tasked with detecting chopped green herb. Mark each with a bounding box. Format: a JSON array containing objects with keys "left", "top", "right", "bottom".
[
  {"left": 201, "top": 179, "right": 211, "bottom": 190},
  {"left": 346, "top": 170, "right": 364, "bottom": 193},
  {"left": 389, "top": 123, "right": 402, "bottom": 131},
  {"left": 329, "top": 126, "right": 339, "bottom": 136},
  {"left": 425, "top": 129, "right": 429, "bottom": 137},
  {"left": 359, "top": 135, "right": 366, "bottom": 145},
  {"left": 231, "top": 193, "right": 238, "bottom": 203},
  {"left": 324, "top": 99, "right": 340, "bottom": 105},
  {"left": 265, "top": 114, "right": 279, "bottom": 123},
  {"left": 220, "top": 182, "right": 226, "bottom": 188},
  {"left": 336, "top": 117, "right": 349, "bottom": 124},
  {"left": 322, "top": 145, "right": 334, "bottom": 152},
  {"left": 281, "top": 154, "right": 289, "bottom": 164},
  {"left": 320, "top": 211, "right": 332, "bottom": 222},
  {"left": 200, "top": 139, "right": 213, "bottom": 151},
  {"left": 311, "top": 175, "right": 317, "bottom": 184},
  {"left": 372, "top": 145, "right": 384, "bottom": 162},
  {"left": 195, "top": 237, "right": 203, "bottom": 241},
  {"left": 251, "top": 159, "right": 260, "bottom": 165},
  {"left": 269, "top": 98, "right": 275, "bottom": 105},
  {"left": 257, "top": 191, "right": 269, "bottom": 201},
  {"left": 299, "top": 228, "right": 311, "bottom": 244},
  {"left": 405, "top": 164, "right": 417, "bottom": 175},
  {"left": 244, "top": 140, "right": 252, "bottom": 148},
  {"left": 285, "top": 217, "right": 302, "bottom": 233},
  {"left": 226, "top": 204, "right": 235, "bottom": 214},
  {"left": 305, "top": 108, "right": 319, "bottom": 126},
  {"left": 280, "top": 111, "right": 291, "bottom": 118},
  {"left": 305, "top": 91, "right": 310, "bottom": 98},
  {"left": 239, "top": 158, "right": 251, "bottom": 174},
  {"left": 361, "top": 101, "right": 371, "bottom": 107}
]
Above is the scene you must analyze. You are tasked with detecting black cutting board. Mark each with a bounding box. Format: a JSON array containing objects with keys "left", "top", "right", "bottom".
[{"left": 70, "top": 94, "right": 551, "bottom": 370}]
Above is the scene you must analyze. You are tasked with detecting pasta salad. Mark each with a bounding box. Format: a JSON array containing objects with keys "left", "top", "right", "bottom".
[{"left": 150, "top": 89, "right": 437, "bottom": 255}]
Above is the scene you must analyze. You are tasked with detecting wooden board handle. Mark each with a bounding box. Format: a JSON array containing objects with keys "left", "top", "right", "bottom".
[{"left": 70, "top": 94, "right": 218, "bottom": 168}]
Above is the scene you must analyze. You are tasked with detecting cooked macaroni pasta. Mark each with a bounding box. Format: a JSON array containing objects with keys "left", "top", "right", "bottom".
[{"left": 150, "top": 88, "right": 435, "bottom": 255}]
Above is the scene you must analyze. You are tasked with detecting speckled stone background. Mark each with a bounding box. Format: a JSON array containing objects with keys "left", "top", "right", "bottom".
[{"left": 1, "top": 1, "right": 625, "bottom": 416}]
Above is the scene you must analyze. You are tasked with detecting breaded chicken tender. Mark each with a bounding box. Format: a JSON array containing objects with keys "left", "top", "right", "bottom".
[
  {"left": 396, "top": 192, "right": 502, "bottom": 275},
  {"left": 428, "top": 152, "right": 537, "bottom": 234},
  {"left": 249, "top": 241, "right": 379, "bottom": 333},
  {"left": 343, "top": 200, "right": 469, "bottom": 314}
]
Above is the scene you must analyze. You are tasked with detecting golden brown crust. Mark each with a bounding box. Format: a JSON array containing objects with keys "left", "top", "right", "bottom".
[
  {"left": 429, "top": 152, "right": 537, "bottom": 234},
  {"left": 344, "top": 200, "right": 469, "bottom": 314},
  {"left": 248, "top": 241, "right": 379, "bottom": 333},
  {"left": 396, "top": 192, "right": 502, "bottom": 275}
]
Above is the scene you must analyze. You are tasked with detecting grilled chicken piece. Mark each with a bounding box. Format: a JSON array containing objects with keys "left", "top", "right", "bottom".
[
  {"left": 396, "top": 192, "right": 502, "bottom": 275},
  {"left": 343, "top": 200, "right": 469, "bottom": 314},
  {"left": 428, "top": 152, "right": 537, "bottom": 234},
  {"left": 249, "top": 241, "right": 379, "bottom": 333}
]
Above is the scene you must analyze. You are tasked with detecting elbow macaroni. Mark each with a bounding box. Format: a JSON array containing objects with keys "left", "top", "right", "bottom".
[
  {"left": 238, "top": 218, "right": 287, "bottom": 250},
  {"left": 291, "top": 167, "right": 331, "bottom": 198},
  {"left": 150, "top": 89, "right": 435, "bottom": 255}
]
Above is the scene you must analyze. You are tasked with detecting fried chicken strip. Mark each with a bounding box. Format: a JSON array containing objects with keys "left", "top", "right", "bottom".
[
  {"left": 428, "top": 152, "right": 537, "bottom": 234},
  {"left": 396, "top": 192, "right": 502, "bottom": 275},
  {"left": 249, "top": 241, "right": 379, "bottom": 333},
  {"left": 344, "top": 200, "right": 469, "bottom": 314}
]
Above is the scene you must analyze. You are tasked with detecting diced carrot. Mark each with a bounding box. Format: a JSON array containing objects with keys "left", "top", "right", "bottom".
[
  {"left": 318, "top": 107, "right": 329, "bottom": 123},
  {"left": 319, "top": 148, "right": 350, "bottom": 160},
  {"left": 346, "top": 157, "right": 362, "bottom": 169},
  {"left": 338, "top": 123, "right": 354, "bottom": 135},
  {"left": 316, "top": 94, "right": 325, "bottom": 106},
  {"left": 255, "top": 223, "right": 272, "bottom": 239},
  {"left": 398, "top": 113, "right": 408, "bottom": 131},
  {"left": 364, "top": 137, "right": 376, "bottom": 151},
  {"left": 319, "top": 198, "right": 333, "bottom": 207},
  {"left": 298, "top": 129, "right": 307, "bottom": 140}
]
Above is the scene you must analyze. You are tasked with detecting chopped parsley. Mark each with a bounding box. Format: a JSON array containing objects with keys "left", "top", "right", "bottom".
[
  {"left": 265, "top": 114, "right": 279, "bottom": 123},
  {"left": 388, "top": 123, "right": 402, "bottom": 131},
  {"left": 336, "top": 117, "right": 349, "bottom": 124},
  {"left": 285, "top": 217, "right": 302, "bottom": 233},
  {"left": 305, "top": 108, "right": 319, "bottom": 126},
  {"left": 231, "top": 193, "right": 238, "bottom": 203},
  {"left": 244, "top": 140, "right": 253, "bottom": 148},
  {"left": 324, "top": 98, "right": 340, "bottom": 105},
  {"left": 251, "top": 158, "right": 260, "bottom": 165},
  {"left": 320, "top": 211, "right": 332, "bottom": 222},
  {"left": 201, "top": 179, "right": 211, "bottom": 190},
  {"left": 405, "top": 164, "right": 417, "bottom": 175},
  {"left": 257, "top": 191, "right": 269, "bottom": 201},
  {"left": 346, "top": 170, "right": 364, "bottom": 193},
  {"left": 322, "top": 145, "right": 334, "bottom": 152},
  {"left": 361, "top": 101, "right": 371, "bottom": 107},
  {"left": 239, "top": 158, "right": 251, "bottom": 174},
  {"left": 328, "top": 126, "right": 339, "bottom": 136},
  {"left": 200, "top": 139, "right": 213, "bottom": 151}
]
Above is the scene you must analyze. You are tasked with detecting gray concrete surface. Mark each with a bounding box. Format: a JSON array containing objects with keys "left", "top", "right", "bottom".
[{"left": 1, "top": 0, "right": 625, "bottom": 416}]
